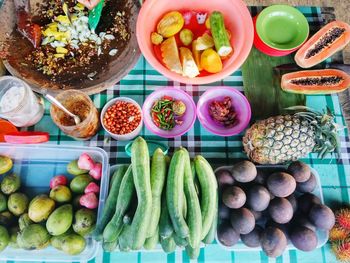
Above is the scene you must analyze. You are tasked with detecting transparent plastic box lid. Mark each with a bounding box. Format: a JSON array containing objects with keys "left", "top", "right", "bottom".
[{"left": 0, "top": 144, "right": 109, "bottom": 262}]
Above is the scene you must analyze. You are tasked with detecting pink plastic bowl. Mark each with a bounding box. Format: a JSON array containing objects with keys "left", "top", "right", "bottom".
[
  {"left": 136, "top": 0, "right": 254, "bottom": 85},
  {"left": 142, "top": 87, "right": 196, "bottom": 138},
  {"left": 197, "top": 87, "right": 251, "bottom": 136}
]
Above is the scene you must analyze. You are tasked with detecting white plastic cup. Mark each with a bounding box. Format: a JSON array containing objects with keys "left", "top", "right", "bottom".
[{"left": 100, "top": 97, "right": 143, "bottom": 141}]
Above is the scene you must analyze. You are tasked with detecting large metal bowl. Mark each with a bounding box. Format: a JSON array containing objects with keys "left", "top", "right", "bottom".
[{"left": 0, "top": 0, "right": 140, "bottom": 95}]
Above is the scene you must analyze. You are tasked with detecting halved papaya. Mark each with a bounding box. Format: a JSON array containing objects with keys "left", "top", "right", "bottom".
[
  {"left": 281, "top": 69, "right": 350, "bottom": 94},
  {"left": 295, "top": 21, "right": 350, "bottom": 68}
]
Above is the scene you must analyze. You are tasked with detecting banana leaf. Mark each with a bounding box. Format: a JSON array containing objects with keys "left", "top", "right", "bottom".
[{"left": 241, "top": 47, "right": 306, "bottom": 121}]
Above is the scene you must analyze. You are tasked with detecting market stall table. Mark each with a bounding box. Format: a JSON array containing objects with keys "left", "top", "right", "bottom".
[{"left": 0, "top": 5, "right": 349, "bottom": 263}]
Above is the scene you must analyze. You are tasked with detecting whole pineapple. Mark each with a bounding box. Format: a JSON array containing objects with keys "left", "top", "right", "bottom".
[{"left": 243, "top": 107, "right": 339, "bottom": 164}]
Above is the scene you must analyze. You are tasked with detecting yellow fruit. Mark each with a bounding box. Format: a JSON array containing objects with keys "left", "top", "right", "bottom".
[
  {"left": 195, "top": 33, "right": 214, "bottom": 51},
  {"left": 179, "top": 47, "right": 199, "bottom": 78},
  {"left": 179, "top": 29, "right": 194, "bottom": 46},
  {"left": 192, "top": 40, "right": 202, "bottom": 71},
  {"left": 160, "top": 36, "right": 182, "bottom": 74},
  {"left": 157, "top": 11, "right": 184, "bottom": 38},
  {"left": 0, "top": 156, "right": 13, "bottom": 175},
  {"left": 151, "top": 32, "right": 163, "bottom": 45},
  {"left": 200, "top": 48, "right": 222, "bottom": 73},
  {"left": 205, "top": 17, "right": 211, "bottom": 29}
]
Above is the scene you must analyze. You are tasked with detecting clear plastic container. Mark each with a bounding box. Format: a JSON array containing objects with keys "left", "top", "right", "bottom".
[
  {"left": 0, "top": 144, "right": 109, "bottom": 262},
  {"left": 0, "top": 76, "right": 44, "bottom": 127},
  {"left": 214, "top": 165, "right": 328, "bottom": 251}
]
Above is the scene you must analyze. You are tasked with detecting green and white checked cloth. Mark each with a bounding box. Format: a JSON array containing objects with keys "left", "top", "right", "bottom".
[{"left": 4, "top": 6, "right": 349, "bottom": 263}]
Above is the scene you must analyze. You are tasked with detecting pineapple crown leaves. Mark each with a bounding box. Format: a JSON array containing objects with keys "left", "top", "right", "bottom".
[{"left": 285, "top": 106, "right": 342, "bottom": 159}]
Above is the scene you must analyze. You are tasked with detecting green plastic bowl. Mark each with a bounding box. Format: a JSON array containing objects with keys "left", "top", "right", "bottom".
[{"left": 256, "top": 5, "right": 309, "bottom": 51}]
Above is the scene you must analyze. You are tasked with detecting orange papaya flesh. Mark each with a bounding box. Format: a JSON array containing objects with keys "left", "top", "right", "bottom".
[
  {"left": 295, "top": 21, "right": 350, "bottom": 68},
  {"left": 281, "top": 69, "right": 350, "bottom": 94}
]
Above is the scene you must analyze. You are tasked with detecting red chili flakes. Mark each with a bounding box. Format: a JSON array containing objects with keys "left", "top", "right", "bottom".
[
  {"left": 209, "top": 97, "right": 237, "bottom": 128},
  {"left": 103, "top": 101, "right": 141, "bottom": 135}
]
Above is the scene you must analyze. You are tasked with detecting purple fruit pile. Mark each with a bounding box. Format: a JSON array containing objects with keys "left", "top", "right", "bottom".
[{"left": 216, "top": 160, "right": 335, "bottom": 258}]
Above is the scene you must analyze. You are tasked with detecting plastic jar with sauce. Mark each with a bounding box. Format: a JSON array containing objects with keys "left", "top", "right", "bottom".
[
  {"left": 0, "top": 76, "right": 44, "bottom": 127},
  {"left": 50, "top": 90, "right": 99, "bottom": 140}
]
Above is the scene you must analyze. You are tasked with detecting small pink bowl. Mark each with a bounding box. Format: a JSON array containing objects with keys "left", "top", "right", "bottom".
[
  {"left": 197, "top": 87, "right": 251, "bottom": 136},
  {"left": 142, "top": 87, "right": 196, "bottom": 138},
  {"left": 136, "top": 0, "right": 254, "bottom": 85}
]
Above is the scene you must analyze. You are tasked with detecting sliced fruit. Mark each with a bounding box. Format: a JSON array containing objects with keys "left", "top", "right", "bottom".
[
  {"left": 192, "top": 40, "right": 203, "bottom": 71},
  {"left": 210, "top": 11, "right": 233, "bottom": 57},
  {"left": 151, "top": 32, "right": 163, "bottom": 45},
  {"left": 179, "top": 29, "right": 194, "bottom": 46},
  {"left": 157, "top": 11, "right": 184, "bottom": 38},
  {"left": 195, "top": 33, "right": 214, "bottom": 51},
  {"left": 200, "top": 48, "right": 222, "bottom": 73},
  {"left": 281, "top": 69, "right": 350, "bottom": 94},
  {"left": 179, "top": 47, "right": 200, "bottom": 78},
  {"left": 160, "top": 36, "right": 182, "bottom": 74},
  {"left": 295, "top": 21, "right": 350, "bottom": 68},
  {"left": 0, "top": 156, "right": 13, "bottom": 175}
]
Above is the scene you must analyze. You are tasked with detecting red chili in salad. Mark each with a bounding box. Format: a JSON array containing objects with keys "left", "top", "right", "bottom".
[{"left": 151, "top": 96, "right": 186, "bottom": 130}]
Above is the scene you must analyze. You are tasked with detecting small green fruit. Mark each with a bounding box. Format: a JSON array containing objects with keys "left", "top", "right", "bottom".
[
  {"left": 19, "top": 213, "right": 33, "bottom": 231},
  {"left": 28, "top": 195, "right": 55, "bottom": 223},
  {"left": 50, "top": 185, "right": 72, "bottom": 203},
  {"left": 46, "top": 204, "right": 73, "bottom": 236},
  {"left": 72, "top": 208, "right": 96, "bottom": 236},
  {"left": 1, "top": 173, "right": 20, "bottom": 194},
  {"left": 8, "top": 193, "right": 29, "bottom": 216},
  {"left": 0, "top": 225, "right": 9, "bottom": 252},
  {"left": 67, "top": 160, "right": 88, "bottom": 176},
  {"left": 70, "top": 174, "right": 92, "bottom": 194}
]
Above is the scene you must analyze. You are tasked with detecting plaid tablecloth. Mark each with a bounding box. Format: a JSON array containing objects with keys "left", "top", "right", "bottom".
[{"left": 3, "top": 6, "right": 349, "bottom": 263}]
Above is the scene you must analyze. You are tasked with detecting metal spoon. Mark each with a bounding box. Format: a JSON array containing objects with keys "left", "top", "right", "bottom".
[{"left": 45, "top": 94, "right": 81, "bottom": 125}]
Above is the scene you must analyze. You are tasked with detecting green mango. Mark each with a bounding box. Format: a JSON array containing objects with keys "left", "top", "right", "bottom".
[
  {"left": 61, "top": 233, "right": 86, "bottom": 255},
  {"left": 50, "top": 185, "right": 72, "bottom": 203},
  {"left": 8, "top": 192, "right": 29, "bottom": 216},
  {"left": 70, "top": 174, "right": 92, "bottom": 194},
  {"left": 1, "top": 173, "right": 20, "bottom": 195},
  {"left": 72, "top": 208, "right": 96, "bottom": 236},
  {"left": 28, "top": 195, "right": 55, "bottom": 223},
  {"left": 19, "top": 213, "right": 33, "bottom": 231},
  {"left": 51, "top": 230, "right": 72, "bottom": 250},
  {"left": 0, "top": 225, "right": 9, "bottom": 252},
  {"left": 0, "top": 211, "right": 14, "bottom": 226},
  {"left": 0, "top": 193, "right": 7, "bottom": 212},
  {"left": 67, "top": 160, "right": 88, "bottom": 176},
  {"left": 46, "top": 204, "right": 73, "bottom": 236},
  {"left": 17, "top": 224, "right": 50, "bottom": 250}
]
